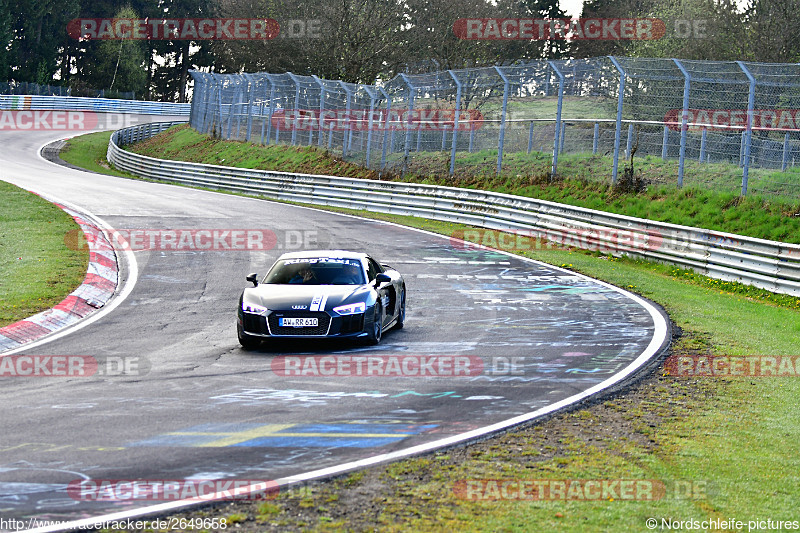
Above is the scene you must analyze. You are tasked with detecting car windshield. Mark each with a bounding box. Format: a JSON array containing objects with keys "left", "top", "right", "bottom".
[{"left": 264, "top": 258, "right": 366, "bottom": 285}]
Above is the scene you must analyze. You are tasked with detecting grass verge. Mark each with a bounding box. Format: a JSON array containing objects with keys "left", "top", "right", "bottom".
[
  {"left": 59, "top": 129, "right": 800, "bottom": 531},
  {"left": 0, "top": 180, "right": 89, "bottom": 327},
  {"left": 143, "top": 212, "right": 800, "bottom": 532}
]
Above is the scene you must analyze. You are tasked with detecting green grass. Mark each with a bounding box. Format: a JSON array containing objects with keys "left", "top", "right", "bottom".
[
  {"left": 0, "top": 180, "right": 89, "bottom": 327},
  {"left": 125, "top": 124, "right": 800, "bottom": 243},
  {"left": 59, "top": 131, "right": 137, "bottom": 178},
  {"left": 59, "top": 127, "right": 800, "bottom": 531}
]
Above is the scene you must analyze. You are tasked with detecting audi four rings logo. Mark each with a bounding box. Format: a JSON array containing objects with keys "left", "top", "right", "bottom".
[{"left": 292, "top": 305, "right": 307, "bottom": 310}]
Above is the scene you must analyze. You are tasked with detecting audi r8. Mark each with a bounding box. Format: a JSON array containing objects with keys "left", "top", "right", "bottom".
[{"left": 237, "top": 250, "right": 406, "bottom": 349}]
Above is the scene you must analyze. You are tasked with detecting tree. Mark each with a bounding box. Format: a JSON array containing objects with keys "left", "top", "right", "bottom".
[{"left": 91, "top": 6, "right": 148, "bottom": 96}]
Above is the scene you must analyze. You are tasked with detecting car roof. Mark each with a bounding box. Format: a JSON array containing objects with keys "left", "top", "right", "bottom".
[{"left": 277, "top": 250, "right": 369, "bottom": 261}]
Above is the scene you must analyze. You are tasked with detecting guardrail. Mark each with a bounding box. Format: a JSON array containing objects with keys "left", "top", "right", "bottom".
[
  {"left": 108, "top": 122, "right": 800, "bottom": 297},
  {"left": 0, "top": 95, "right": 190, "bottom": 115}
]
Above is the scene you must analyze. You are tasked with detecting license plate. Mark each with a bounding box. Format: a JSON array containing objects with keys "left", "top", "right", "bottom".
[{"left": 280, "top": 317, "right": 318, "bottom": 328}]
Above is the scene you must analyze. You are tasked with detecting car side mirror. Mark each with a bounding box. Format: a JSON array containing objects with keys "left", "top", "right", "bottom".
[
  {"left": 246, "top": 273, "right": 259, "bottom": 286},
  {"left": 375, "top": 273, "right": 391, "bottom": 284}
]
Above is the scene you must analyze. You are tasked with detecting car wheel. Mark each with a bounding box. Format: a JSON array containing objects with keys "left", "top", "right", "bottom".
[
  {"left": 394, "top": 287, "right": 405, "bottom": 330},
  {"left": 364, "top": 304, "right": 383, "bottom": 345},
  {"left": 237, "top": 322, "right": 261, "bottom": 350}
]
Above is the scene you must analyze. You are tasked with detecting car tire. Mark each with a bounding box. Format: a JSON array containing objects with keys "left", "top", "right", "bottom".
[
  {"left": 364, "top": 304, "right": 383, "bottom": 345},
  {"left": 237, "top": 322, "right": 261, "bottom": 350},
  {"left": 394, "top": 287, "right": 406, "bottom": 330}
]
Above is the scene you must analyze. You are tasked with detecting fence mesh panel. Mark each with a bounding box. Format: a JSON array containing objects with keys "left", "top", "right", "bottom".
[{"left": 190, "top": 56, "right": 800, "bottom": 200}]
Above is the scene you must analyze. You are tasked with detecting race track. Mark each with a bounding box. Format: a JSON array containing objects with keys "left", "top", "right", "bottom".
[{"left": 0, "top": 116, "right": 669, "bottom": 530}]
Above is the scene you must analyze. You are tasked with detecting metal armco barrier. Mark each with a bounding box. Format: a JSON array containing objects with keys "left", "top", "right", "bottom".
[
  {"left": 0, "top": 95, "right": 190, "bottom": 115},
  {"left": 108, "top": 122, "right": 800, "bottom": 297}
]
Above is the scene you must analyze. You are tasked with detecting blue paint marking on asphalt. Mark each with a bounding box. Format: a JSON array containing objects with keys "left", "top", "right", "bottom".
[
  {"left": 127, "top": 422, "right": 438, "bottom": 448},
  {"left": 230, "top": 437, "right": 402, "bottom": 448}
]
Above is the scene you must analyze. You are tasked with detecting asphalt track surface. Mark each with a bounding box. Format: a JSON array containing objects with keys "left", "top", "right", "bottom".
[{"left": 0, "top": 115, "right": 669, "bottom": 531}]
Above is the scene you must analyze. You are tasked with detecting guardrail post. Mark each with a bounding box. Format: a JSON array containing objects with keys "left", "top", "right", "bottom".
[
  {"left": 661, "top": 125, "right": 668, "bottom": 160},
  {"left": 736, "top": 61, "right": 756, "bottom": 195},
  {"left": 782, "top": 132, "right": 790, "bottom": 172},
  {"left": 494, "top": 66, "right": 510, "bottom": 175},
  {"left": 609, "top": 56, "right": 626, "bottom": 185}
]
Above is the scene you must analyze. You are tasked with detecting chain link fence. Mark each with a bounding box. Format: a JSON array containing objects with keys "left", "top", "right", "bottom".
[{"left": 189, "top": 57, "right": 800, "bottom": 199}]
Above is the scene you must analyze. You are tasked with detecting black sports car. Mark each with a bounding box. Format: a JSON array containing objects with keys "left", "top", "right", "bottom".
[{"left": 237, "top": 250, "right": 406, "bottom": 348}]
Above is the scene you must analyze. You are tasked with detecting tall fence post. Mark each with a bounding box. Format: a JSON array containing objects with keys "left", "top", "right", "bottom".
[
  {"left": 288, "top": 73, "right": 302, "bottom": 146},
  {"left": 379, "top": 88, "right": 392, "bottom": 171},
  {"left": 493, "top": 66, "right": 510, "bottom": 175},
  {"left": 244, "top": 74, "right": 254, "bottom": 142},
  {"left": 782, "top": 132, "right": 790, "bottom": 172},
  {"left": 260, "top": 77, "right": 271, "bottom": 145},
  {"left": 400, "top": 74, "right": 416, "bottom": 175},
  {"left": 661, "top": 125, "right": 669, "bottom": 160},
  {"left": 448, "top": 70, "right": 463, "bottom": 176},
  {"left": 265, "top": 75, "right": 276, "bottom": 145},
  {"left": 339, "top": 81, "right": 353, "bottom": 158},
  {"left": 593, "top": 122, "right": 599, "bottom": 155},
  {"left": 312, "top": 75, "right": 326, "bottom": 148},
  {"left": 737, "top": 61, "right": 756, "bottom": 196},
  {"left": 362, "top": 86, "right": 378, "bottom": 168},
  {"left": 673, "top": 59, "right": 691, "bottom": 188},
  {"left": 528, "top": 121, "right": 535, "bottom": 154},
  {"left": 608, "top": 56, "right": 626, "bottom": 185}
]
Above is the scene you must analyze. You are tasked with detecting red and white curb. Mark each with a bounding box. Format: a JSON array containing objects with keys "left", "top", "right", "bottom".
[{"left": 0, "top": 203, "right": 118, "bottom": 353}]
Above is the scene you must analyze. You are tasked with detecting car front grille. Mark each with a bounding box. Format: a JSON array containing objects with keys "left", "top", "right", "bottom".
[
  {"left": 242, "top": 313, "right": 268, "bottom": 335},
  {"left": 268, "top": 311, "right": 331, "bottom": 336},
  {"left": 339, "top": 313, "right": 365, "bottom": 334}
]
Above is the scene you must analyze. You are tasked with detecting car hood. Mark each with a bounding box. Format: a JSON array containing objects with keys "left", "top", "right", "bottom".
[{"left": 247, "top": 284, "right": 370, "bottom": 311}]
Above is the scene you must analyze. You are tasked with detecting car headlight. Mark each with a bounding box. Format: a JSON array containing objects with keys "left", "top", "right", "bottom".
[
  {"left": 333, "top": 302, "right": 366, "bottom": 315},
  {"left": 242, "top": 302, "right": 269, "bottom": 314}
]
